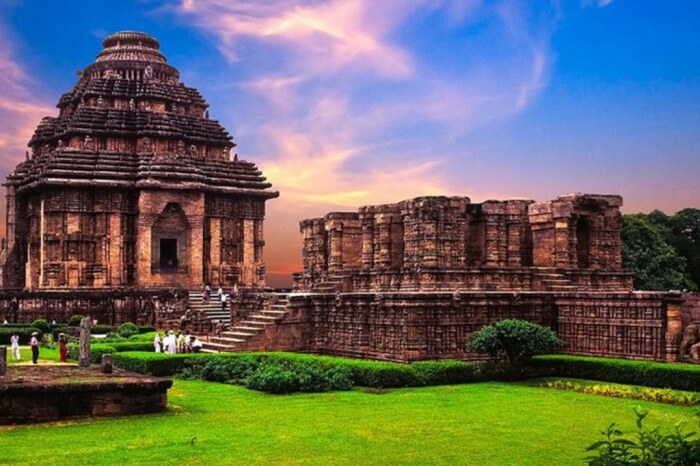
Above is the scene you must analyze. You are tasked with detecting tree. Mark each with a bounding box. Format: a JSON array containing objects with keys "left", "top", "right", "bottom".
[
  {"left": 468, "top": 319, "right": 561, "bottom": 369},
  {"left": 666, "top": 208, "right": 700, "bottom": 290},
  {"left": 621, "top": 214, "right": 695, "bottom": 291}
]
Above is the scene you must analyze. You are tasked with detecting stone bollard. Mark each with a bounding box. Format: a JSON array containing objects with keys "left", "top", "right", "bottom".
[
  {"left": 101, "top": 353, "right": 113, "bottom": 374},
  {"left": 79, "top": 316, "right": 92, "bottom": 368},
  {"left": 0, "top": 346, "right": 6, "bottom": 376}
]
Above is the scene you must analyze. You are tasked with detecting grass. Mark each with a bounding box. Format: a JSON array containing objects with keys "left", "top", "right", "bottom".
[
  {"left": 6, "top": 346, "right": 60, "bottom": 365},
  {"left": 0, "top": 380, "right": 697, "bottom": 465}
]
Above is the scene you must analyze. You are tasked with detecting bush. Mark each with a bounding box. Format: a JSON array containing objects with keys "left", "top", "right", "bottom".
[
  {"left": 585, "top": 408, "right": 700, "bottom": 465},
  {"left": 67, "top": 341, "right": 154, "bottom": 363},
  {"left": 412, "top": 361, "right": 479, "bottom": 385},
  {"left": 117, "top": 322, "right": 139, "bottom": 339},
  {"left": 68, "top": 315, "right": 85, "bottom": 327},
  {"left": 469, "top": 319, "right": 561, "bottom": 369},
  {"left": 541, "top": 379, "right": 698, "bottom": 406},
  {"left": 245, "top": 364, "right": 299, "bottom": 394},
  {"left": 137, "top": 325, "right": 156, "bottom": 334},
  {"left": 530, "top": 355, "right": 700, "bottom": 392},
  {"left": 30, "top": 319, "right": 51, "bottom": 334},
  {"left": 0, "top": 326, "right": 42, "bottom": 345}
]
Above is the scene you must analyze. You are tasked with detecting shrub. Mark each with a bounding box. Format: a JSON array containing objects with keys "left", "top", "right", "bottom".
[
  {"left": 412, "top": 361, "right": 479, "bottom": 386},
  {"left": 137, "top": 325, "right": 156, "bottom": 333},
  {"left": 91, "top": 325, "right": 115, "bottom": 334},
  {"left": 585, "top": 408, "right": 700, "bottom": 465},
  {"left": 541, "top": 379, "right": 699, "bottom": 406},
  {"left": 296, "top": 364, "right": 353, "bottom": 392},
  {"left": 68, "top": 315, "right": 85, "bottom": 327},
  {"left": 30, "top": 319, "right": 51, "bottom": 334},
  {"left": 67, "top": 341, "right": 154, "bottom": 363},
  {"left": 200, "top": 356, "right": 258, "bottom": 383},
  {"left": 113, "top": 352, "right": 210, "bottom": 376},
  {"left": 469, "top": 319, "right": 561, "bottom": 369},
  {"left": 245, "top": 364, "right": 300, "bottom": 394},
  {"left": 117, "top": 322, "right": 139, "bottom": 339},
  {"left": 0, "top": 326, "right": 42, "bottom": 345},
  {"left": 530, "top": 355, "right": 700, "bottom": 392}
]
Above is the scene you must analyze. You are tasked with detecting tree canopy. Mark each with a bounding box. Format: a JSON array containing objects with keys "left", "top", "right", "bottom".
[{"left": 622, "top": 211, "right": 698, "bottom": 291}]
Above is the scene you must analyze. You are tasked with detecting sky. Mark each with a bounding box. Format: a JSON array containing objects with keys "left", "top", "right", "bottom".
[{"left": 0, "top": 0, "right": 698, "bottom": 287}]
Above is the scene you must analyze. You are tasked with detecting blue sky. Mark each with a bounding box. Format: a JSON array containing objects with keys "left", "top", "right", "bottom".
[{"left": 0, "top": 0, "right": 698, "bottom": 284}]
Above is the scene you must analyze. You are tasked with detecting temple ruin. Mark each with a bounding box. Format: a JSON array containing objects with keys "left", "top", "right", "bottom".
[{"left": 0, "top": 31, "right": 277, "bottom": 292}]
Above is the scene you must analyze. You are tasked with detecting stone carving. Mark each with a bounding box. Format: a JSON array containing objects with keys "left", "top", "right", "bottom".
[
  {"left": 129, "top": 98, "right": 136, "bottom": 110},
  {"left": 188, "top": 144, "right": 197, "bottom": 156},
  {"left": 144, "top": 64, "right": 153, "bottom": 79},
  {"left": 141, "top": 137, "right": 151, "bottom": 152},
  {"left": 79, "top": 316, "right": 91, "bottom": 368},
  {"left": 97, "top": 95, "right": 105, "bottom": 107},
  {"left": 177, "top": 140, "right": 185, "bottom": 155},
  {"left": 679, "top": 321, "right": 700, "bottom": 362},
  {"left": 83, "top": 134, "right": 94, "bottom": 150}
]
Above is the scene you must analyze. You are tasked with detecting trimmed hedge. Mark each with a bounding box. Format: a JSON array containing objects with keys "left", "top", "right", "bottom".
[
  {"left": 112, "top": 351, "right": 481, "bottom": 389},
  {"left": 67, "top": 341, "right": 154, "bottom": 364},
  {"left": 0, "top": 326, "right": 42, "bottom": 344},
  {"left": 530, "top": 355, "right": 700, "bottom": 392}
]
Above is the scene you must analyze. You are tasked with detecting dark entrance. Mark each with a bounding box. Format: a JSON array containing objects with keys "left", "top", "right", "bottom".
[
  {"left": 160, "top": 238, "right": 178, "bottom": 270},
  {"left": 576, "top": 217, "right": 590, "bottom": 268}
]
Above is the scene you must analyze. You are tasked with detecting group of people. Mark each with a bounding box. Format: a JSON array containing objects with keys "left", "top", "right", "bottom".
[
  {"left": 202, "top": 283, "right": 239, "bottom": 312},
  {"left": 153, "top": 330, "right": 202, "bottom": 354},
  {"left": 8, "top": 331, "right": 68, "bottom": 364}
]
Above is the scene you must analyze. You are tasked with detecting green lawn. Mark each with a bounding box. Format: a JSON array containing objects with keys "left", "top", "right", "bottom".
[
  {"left": 0, "top": 380, "right": 696, "bottom": 465},
  {"left": 6, "top": 346, "right": 60, "bottom": 365}
]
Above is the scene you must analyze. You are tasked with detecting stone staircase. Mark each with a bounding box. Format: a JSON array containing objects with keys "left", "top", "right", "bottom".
[
  {"left": 202, "top": 294, "right": 289, "bottom": 353},
  {"left": 538, "top": 273, "right": 577, "bottom": 292},
  {"left": 187, "top": 290, "right": 231, "bottom": 327}
]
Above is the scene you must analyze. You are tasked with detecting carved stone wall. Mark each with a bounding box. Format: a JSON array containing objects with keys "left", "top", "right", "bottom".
[
  {"left": 238, "top": 291, "right": 674, "bottom": 362},
  {"left": 0, "top": 289, "right": 187, "bottom": 327},
  {"left": 295, "top": 194, "right": 629, "bottom": 293}
]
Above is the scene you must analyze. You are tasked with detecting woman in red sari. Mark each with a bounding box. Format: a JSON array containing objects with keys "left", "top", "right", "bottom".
[{"left": 58, "top": 334, "right": 68, "bottom": 362}]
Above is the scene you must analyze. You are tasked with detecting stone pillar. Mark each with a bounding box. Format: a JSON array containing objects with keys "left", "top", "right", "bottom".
[
  {"left": 375, "top": 215, "right": 392, "bottom": 269},
  {"left": 665, "top": 301, "right": 683, "bottom": 362},
  {"left": 327, "top": 223, "right": 343, "bottom": 273},
  {"left": 79, "top": 316, "right": 92, "bottom": 368},
  {"left": 361, "top": 219, "right": 374, "bottom": 270},
  {"left": 554, "top": 218, "right": 571, "bottom": 268},
  {"left": 0, "top": 346, "right": 6, "bottom": 376},
  {"left": 242, "top": 219, "right": 255, "bottom": 286}
]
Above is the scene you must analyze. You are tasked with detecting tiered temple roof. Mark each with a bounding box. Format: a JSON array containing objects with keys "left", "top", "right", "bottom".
[{"left": 9, "top": 31, "right": 277, "bottom": 199}]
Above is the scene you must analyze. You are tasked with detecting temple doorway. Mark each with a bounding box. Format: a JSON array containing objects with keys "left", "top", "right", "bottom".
[{"left": 159, "top": 238, "right": 178, "bottom": 269}]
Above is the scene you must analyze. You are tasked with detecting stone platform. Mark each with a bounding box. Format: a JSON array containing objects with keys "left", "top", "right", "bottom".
[{"left": 0, "top": 366, "right": 172, "bottom": 425}]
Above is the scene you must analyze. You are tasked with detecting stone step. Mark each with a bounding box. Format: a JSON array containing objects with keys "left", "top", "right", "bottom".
[
  {"left": 232, "top": 325, "right": 265, "bottom": 332},
  {"left": 247, "top": 315, "right": 283, "bottom": 322},
  {"left": 201, "top": 342, "right": 240, "bottom": 352},
  {"left": 209, "top": 336, "right": 246, "bottom": 345}
]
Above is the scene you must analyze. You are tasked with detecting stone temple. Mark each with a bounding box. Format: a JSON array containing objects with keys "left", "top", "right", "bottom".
[
  {"left": 0, "top": 31, "right": 698, "bottom": 363},
  {"left": 0, "top": 31, "right": 277, "bottom": 292}
]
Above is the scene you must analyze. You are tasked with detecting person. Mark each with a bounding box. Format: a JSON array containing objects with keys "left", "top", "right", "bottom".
[
  {"left": 177, "top": 332, "right": 186, "bottom": 353},
  {"left": 167, "top": 331, "right": 177, "bottom": 354},
  {"left": 218, "top": 286, "right": 227, "bottom": 312},
  {"left": 30, "top": 331, "right": 39, "bottom": 364},
  {"left": 204, "top": 284, "right": 211, "bottom": 303},
  {"left": 154, "top": 332, "right": 162, "bottom": 353},
  {"left": 58, "top": 334, "right": 68, "bottom": 363},
  {"left": 2, "top": 318, "right": 8, "bottom": 324},
  {"left": 10, "top": 333, "right": 20, "bottom": 360},
  {"left": 190, "top": 336, "right": 202, "bottom": 353},
  {"left": 231, "top": 283, "right": 239, "bottom": 300},
  {"left": 201, "top": 284, "right": 207, "bottom": 304}
]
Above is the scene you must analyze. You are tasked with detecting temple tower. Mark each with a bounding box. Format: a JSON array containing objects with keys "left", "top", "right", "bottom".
[{"left": 1, "top": 31, "right": 278, "bottom": 290}]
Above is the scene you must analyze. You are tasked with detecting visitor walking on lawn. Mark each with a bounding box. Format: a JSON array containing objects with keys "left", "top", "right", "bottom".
[
  {"left": 10, "top": 333, "right": 20, "bottom": 360},
  {"left": 30, "top": 332, "right": 39, "bottom": 364}
]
